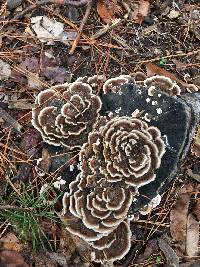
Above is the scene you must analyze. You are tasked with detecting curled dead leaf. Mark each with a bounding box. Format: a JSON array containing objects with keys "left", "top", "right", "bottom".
[
  {"left": 97, "top": 0, "right": 122, "bottom": 23},
  {"left": 0, "top": 233, "right": 23, "bottom": 252},
  {"left": 127, "top": 0, "right": 150, "bottom": 24},
  {"left": 170, "top": 189, "right": 191, "bottom": 255},
  {"left": 145, "top": 62, "right": 199, "bottom": 92}
]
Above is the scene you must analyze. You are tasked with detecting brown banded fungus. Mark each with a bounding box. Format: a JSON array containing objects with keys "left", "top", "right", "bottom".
[
  {"left": 32, "top": 81, "right": 102, "bottom": 149},
  {"left": 62, "top": 173, "right": 136, "bottom": 263},
  {"left": 81, "top": 116, "right": 166, "bottom": 187},
  {"left": 103, "top": 75, "right": 133, "bottom": 94},
  {"left": 75, "top": 75, "right": 105, "bottom": 94},
  {"left": 143, "top": 75, "right": 181, "bottom": 96}
]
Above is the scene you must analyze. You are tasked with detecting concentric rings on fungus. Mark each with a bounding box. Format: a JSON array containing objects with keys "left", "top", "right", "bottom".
[
  {"left": 81, "top": 116, "right": 166, "bottom": 187},
  {"left": 61, "top": 116, "right": 165, "bottom": 262},
  {"left": 32, "top": 81, "right": 102, "bottom": 149},
  {"left": 62, "top": 173, "right": 136, "bottom": 263},
  {"left": 144, "top": 75, "right": 181, "bottom": 96}
]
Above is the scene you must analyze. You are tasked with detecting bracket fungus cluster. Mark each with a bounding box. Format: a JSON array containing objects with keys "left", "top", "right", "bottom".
[
  {"left": 32, "top": 81, "right": 102, "bottom": 149},
  {"left": 32, "top": 72, "right": 197, "bottom": 263},
  {"left": 61, "top": 116, "right": 166, "bottom": 263}
]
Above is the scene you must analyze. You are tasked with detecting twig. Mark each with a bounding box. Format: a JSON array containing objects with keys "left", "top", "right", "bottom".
[
  {"left": 135, "top": 49, "right": 200, "bottom": 64},
  {"left": 69, "top": 0, "right": 93, "bottom": 54},
  {"left": 13, "top": 0, "right": 90, "bottom": 20},
  {"left": 91, "top": 18, "right": 122, "bottom": 40}
]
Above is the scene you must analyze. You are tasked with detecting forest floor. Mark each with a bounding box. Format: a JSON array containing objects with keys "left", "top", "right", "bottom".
[{"left": 0, "top": 0, "right": 200, "bottom": 266}]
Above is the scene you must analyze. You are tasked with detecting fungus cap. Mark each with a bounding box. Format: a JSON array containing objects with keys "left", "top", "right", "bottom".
[
  {"left": 32, "top": 81, "right": 102, "bottom": 149},
  {"left": 144, "top": 75, "right": 181, "bottom": 96},
  {"left": 80, "top": 116, "right": 166, "bottom": 187},
  {"left": 61, "top": 173, "right": 136, "bottom": 262}
]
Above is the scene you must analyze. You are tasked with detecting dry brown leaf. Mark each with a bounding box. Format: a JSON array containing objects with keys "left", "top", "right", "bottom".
[
  {"left": 59, "top": 226, "right": 91, "bottom": 264},
  {"left": 38, "top": 148, "right": 51, "bottom": 174},
  {"left": 170, "top": 189, "right": 191, "bottom": 255},
  {"left": 129, "top": 0, "right": 150, "bottom": 24},
  {"left": 97, "top": 0, "right": 122, "bottom": 23},
  {"left": 186, "top": 213, "right": 199, "bottom": 257},
  {"left": 145, "top": 62, "right": 187, "bottom": 86},
  {"left": 172, "top": 59, "right": 187, "bottom": 71},
  {"left": 0, "top": 232, "right": 23, "bottom": 252},
  {"left": 0, "top": 250, "right": 28, "bottom": 267},
  {"left": 145, "top": 62, "right": 200, "bottom": 92}
]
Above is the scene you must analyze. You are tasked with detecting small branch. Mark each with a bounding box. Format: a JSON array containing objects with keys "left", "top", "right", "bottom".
[
  {"left": 91, "top": 18, "right": 122, "bottom": 40},
  {"left": 13, "top": 0, "right": 90, "bottom": 20},
  {"left": 69, "top": 0, "right": 93, "bottom": 54}
]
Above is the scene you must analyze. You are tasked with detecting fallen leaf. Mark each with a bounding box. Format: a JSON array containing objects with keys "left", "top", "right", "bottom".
[
  {"left": 59, "top": 226, "right": 91, "bottom": 264},
  {"left": 145, "top": 62, "right": 199, "bottom": 92},
  {"left": 146, "top": 62, "right": 185, "bottom": 85},
  {"left": 186, "top": 213, "right": 199, "bottom": 257},
  {"left": 170, "top": 188, "right": 191, "bottom": 255},
  {"left": 172, "top": 59, "right": 187, "bottom": 71},
  {"left": 0, "top": 59, "right": 11, "bottom": 81},
  {"left": 97, "top": 0, "right": 122, "bottom": 23},
  {"left": 0, "top": 106, "right": 23, "bottom": 132},
  {"left": 31, "top": 16, "right": 76, "bottom": 45},
  {"left": 0, "top": 232, "right": 23, "bottom": 252},
  {"left": 129, "top": 0, "right": 150, "bottom": 24},
  {"left": 36, "top": 148, "right": 51, "bottom": 174},
  {"left": 42, "top": 66, "right": 69, "bottom": 84},
  {"left": 0, "top": 250, "right": 28, "bottom": 267}
]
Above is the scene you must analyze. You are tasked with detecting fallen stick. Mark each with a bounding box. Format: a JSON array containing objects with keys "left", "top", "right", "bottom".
[{"left": 69, "top": 0, "right": 93, "bottom": 54}]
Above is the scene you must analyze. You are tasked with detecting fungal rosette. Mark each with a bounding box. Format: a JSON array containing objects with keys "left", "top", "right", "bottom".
[
  {"left": 32, "top": 81, "right": 102, "bottom": 149},
  {"left": 75, "top": 75, "right": 105, "bottom": 94},
  {"left": 144, "top": 75, "right": 181, "bottom": 96},
  {"left": 103, "top": 75, "right": 133, "bottom": 94},
  {"left": 62, "top": 173, "right": 136, "bottom": 262},
  {"left": 81, "top": 116, "right": 166, "bottom": 187}
]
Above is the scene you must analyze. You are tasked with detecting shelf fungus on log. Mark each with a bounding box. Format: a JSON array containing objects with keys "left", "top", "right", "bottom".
[
  {"left": 75, "top": 75, "right": 106, "bottom": 94},
  {"left": 103, "top": 75, "right": 133, "bottom": 94},
  {"left": 32, "top": 81, "right": 102, "bottom": 149},
  {"left": 62, "top": 173, "right": 136, "bottom": 263},
  {"left": 102, "top": 74, "right": 182, "bottom": 96},
  {"left": 144, "top": 75, "right": 181, "bottom": 96},
  {"left": 61, "top": 116, "right": 166, "bottom": 262},
  {"left": 81, "top": 116, "right": 166, "bottom": 187}
]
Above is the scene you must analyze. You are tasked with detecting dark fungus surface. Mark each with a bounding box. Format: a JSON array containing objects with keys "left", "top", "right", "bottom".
[{"left": 101, "top": 83, "right": 196, "bottom": 211}]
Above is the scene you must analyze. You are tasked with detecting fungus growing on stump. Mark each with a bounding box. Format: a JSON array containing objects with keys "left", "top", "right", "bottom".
[
  {"left": 61, "top": 116, "right": 166, "bottom": 262},
  {"left": 144, "top": 75, "right": 181, "bottom": 96},
  {"left": 81, "top": 116, "right": 166, "bottom": 187},
  {"left": 62, "top": 173, "right": 136, "bottom": 263},
  {"left": 103, "top": 75, "right": 133, "bottom": 94},
  {"left": 32, "top": 81, "right": 102, "bottom": 149}
]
